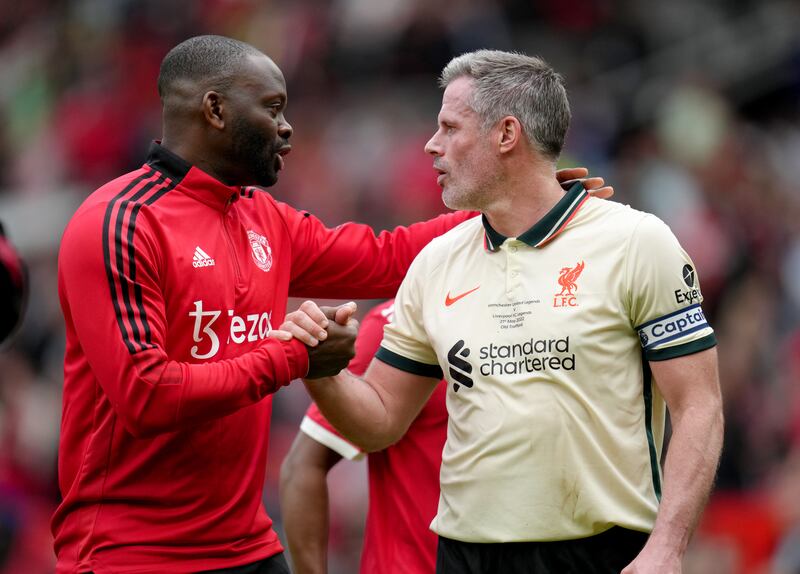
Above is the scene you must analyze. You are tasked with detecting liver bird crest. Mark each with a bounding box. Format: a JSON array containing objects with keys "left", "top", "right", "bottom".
[{"left": 557, "top": 261, "right": 585, "bottom": 296}]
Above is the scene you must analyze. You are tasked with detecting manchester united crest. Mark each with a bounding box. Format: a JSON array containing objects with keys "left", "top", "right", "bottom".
[{"left": 247, "top": 230, "right": 272, "bottom": 272}]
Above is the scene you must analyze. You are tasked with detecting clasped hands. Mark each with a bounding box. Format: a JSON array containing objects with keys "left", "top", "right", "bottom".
[{"left": 273, "top": 300, "right": 360, "bottom": 378}]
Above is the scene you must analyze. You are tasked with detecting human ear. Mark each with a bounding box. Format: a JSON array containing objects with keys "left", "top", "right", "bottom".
[
  {"left": 498, "top": 116, "right": 521, "bottom": 154},
  {"left": 202, "top": 91, "right": 225, "bottom": 130}
]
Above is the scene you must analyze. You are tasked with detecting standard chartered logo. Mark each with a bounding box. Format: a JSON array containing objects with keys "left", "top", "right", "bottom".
[
  {"left": 479, "top": 336, "right": 575, "bottom": 376},
  {"left": 446, "top": 336, "right": 576, "bottom": 390},
  {"left": 188, "top": 300, "right": 274, "bottom": 359}
]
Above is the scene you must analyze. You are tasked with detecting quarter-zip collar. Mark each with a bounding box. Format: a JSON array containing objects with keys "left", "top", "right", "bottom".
[{"left": 146, "top": 142, "right": 241, "bottom": 212}]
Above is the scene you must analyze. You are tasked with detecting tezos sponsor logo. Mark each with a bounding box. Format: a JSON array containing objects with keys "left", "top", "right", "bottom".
[
  {"left": 248, "top": 230, "right": 272, "bottom": 272},
  {"left": 188, "top": 300, "right": 274, "bottom": 359},
  {"left": 553, "top": 261, "right": 584, "bottom": 307}
]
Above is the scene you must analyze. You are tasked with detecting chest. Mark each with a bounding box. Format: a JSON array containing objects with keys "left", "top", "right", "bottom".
[
  {"left": 422, "top": 237, "right": 634, "bottom": 369},
  {"left": 150, "top": 200, "right": 292, "bottom": 360}
]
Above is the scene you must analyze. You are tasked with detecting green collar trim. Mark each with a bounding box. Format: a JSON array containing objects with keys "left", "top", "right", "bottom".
[{"left": 482, "top": 182, "right": 589, "bottom": 252}]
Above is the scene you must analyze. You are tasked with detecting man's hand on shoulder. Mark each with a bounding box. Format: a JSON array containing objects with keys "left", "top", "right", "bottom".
[{"left": 555, "top": 166, "right": 614, "bottom": 199}]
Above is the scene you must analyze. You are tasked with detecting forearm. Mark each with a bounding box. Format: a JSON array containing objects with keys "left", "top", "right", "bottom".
[
  {"left": 114, "top": 338, "right": 308, "bottom": 437},
  {"left": 280, "top": 465, "right": 331, "bottom": 574},
  {"left": 648, "top": 400, "right": 724, "bottom": 554},
  {"left": 303, "top": 372, "right": 399, "bottom": 451}
]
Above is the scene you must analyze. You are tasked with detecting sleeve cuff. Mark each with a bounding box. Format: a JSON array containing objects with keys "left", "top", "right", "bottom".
[
  {"left": 646, "top": 333, "right": 717, "bottom": 361},
  {"left": 375, "top": 346, "right": 444, "bottom": 379},
  {"left": 300, "top": 416, "right": 364, "bottom": 460},
  {"left": 283, "top": 337, "right": 310, "bottom": 379}
]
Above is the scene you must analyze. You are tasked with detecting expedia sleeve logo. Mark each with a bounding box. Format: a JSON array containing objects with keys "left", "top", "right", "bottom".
[
  {"left": 674, "top": 264, "right": 702, "bottom": 305},
  {"left": 636, "top": 303, "right": 709, "bottom": 350}
]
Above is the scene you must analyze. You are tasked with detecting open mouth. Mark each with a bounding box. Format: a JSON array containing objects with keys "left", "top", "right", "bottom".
[
  {"left": 434, "top": 166, "right": 447, "bottom": 185},
  {"left": 275, "top": 146, "right": 292, "bottom": 171}
]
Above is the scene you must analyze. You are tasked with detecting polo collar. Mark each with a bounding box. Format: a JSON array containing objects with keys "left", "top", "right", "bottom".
[
  {"left": 146, "top": 142, "right": 242, "bottom": 211},
  {"left": 482, "top": 182, "right": 589, "bottom": 251}
]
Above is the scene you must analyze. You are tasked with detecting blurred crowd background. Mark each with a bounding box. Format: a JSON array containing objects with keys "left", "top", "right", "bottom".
[{"left": 0, "top": 0, "right": 798, "bottom": 572}]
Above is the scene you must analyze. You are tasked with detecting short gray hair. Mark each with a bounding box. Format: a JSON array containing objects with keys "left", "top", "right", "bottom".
[{"left": 440, "top": 50, "right": 571, "bottom": 160}]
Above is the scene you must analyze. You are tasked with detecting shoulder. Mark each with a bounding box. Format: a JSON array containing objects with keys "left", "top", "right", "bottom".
[
  {"left": 411, "top": 214, "right": 483, "bottom": 271},
  {"left": 63, "top": 169, "right": 150, "bottom": 239},
  {"left": 580, "top": 198, "right": 677, "bottom": 245},
  {"left": 61, "top": 167, "right": 169, "bottom": 263},
  {"left": 581, "top": 197, "right": 650, "bottom": 230}
]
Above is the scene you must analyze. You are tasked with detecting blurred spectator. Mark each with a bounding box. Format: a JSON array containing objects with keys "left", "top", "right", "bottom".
[{"left": 0, "top": 223, "right": 26, "bottom": 346}]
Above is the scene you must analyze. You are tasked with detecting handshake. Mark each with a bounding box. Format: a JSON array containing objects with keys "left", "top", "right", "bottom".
[{"left": 274, "top": 301, "right": 360, "bottom": 379}]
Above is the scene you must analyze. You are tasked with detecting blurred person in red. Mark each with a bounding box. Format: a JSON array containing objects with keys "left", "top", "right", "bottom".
[
  {"left": 0, "top": 222, "right": 26, "bottom": 347},
  {"left": 280, "top": 299, "right": 446, "bottom": 574},
  {"left": 53, "top": 35, "right": 611, "bottom": 574}
]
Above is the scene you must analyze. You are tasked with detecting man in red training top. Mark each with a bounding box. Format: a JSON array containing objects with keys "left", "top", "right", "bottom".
[{"left": 54, "top": 34, "right": 612, "bottom": 573}]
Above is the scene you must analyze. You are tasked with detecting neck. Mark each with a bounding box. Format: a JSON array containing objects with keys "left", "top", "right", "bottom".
[
  {"left": 161, "top": 131, "right": 235, "bottom": 186},
  {"left": 482, "top": 163, "right": 565, "bottom": 238}
]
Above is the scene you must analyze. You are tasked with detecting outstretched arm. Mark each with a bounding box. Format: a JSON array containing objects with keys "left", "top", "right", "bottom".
[
  {"left": 622, "top": 347, "right": 723, "bottom": 573},
  {"left": 283, "top": 167, "right": 612, "bottom": 299},
  {"left": 304, "top": 358, "right": 440, "bottom": 452}
]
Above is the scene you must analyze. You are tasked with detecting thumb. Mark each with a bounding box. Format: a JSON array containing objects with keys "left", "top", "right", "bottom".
[{"left": 334, "top": 301, "right": 357, "bottom": 325}]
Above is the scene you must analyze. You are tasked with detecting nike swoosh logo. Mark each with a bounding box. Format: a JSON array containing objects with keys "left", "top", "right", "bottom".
[{"left": 445, "top": 286, "right": 480, "bottom": 307}]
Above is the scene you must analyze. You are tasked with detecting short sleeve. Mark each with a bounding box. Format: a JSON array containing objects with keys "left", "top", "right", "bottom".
[
  {"left": 375, "top": 253, "right": 443, "bottom": 378},
  {"left": 626, "top": 215, "right": 716, "bottom": 361}
]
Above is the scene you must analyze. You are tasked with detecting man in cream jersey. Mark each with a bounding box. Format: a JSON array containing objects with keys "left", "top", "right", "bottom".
[{"left": 301, "top": 50, "right": 723, "bottom": 574}]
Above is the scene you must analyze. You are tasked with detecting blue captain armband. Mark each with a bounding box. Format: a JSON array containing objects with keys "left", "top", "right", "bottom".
[{"left": 636, "top": 304, "right": 711, "bottom": 351}]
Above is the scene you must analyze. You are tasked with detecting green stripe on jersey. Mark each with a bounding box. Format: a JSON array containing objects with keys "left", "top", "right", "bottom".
[{"left": 376, "top": 347, "right": 444, "bottom": 379}]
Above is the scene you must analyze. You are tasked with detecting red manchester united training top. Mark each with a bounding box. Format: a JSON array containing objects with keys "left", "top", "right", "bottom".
[
  {"left": 54, "top": 143, "right": 470, "bottom": 573},
  {"left": 301, "top": 300, "right": 447, "bottom": 574}
]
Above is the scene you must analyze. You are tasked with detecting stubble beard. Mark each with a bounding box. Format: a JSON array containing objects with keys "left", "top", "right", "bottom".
[
  {"left": 231, "top": 116, "right": 278, "bottom": 187},
  {"left": 441, "top": 171, "right": 498, "bottom": 212}
]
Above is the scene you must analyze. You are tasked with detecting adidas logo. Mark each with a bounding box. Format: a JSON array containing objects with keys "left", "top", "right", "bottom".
[{"left": 192, "top": 246, "right": 215, "bottom": 268}]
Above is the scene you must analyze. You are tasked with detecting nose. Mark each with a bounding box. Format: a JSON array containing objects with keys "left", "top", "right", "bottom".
[
  {"left": 424, "top": 130, "right": 441, "bottom": 156},
  {"left": 278, "top": 116, "right": 293, "bottom": 140}
]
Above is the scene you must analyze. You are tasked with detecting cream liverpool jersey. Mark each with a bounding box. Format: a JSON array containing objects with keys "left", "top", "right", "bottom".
[{"left": 375, "top": 184, "right": 716, "bottom": 543}]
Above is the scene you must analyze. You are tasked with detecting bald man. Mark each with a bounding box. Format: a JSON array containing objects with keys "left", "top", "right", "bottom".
[{"left": 53, "top": 35, "right": 478, "bottom": 574}]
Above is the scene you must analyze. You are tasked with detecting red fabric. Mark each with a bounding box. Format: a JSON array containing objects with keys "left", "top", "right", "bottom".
[
  {"left": 304, "top": 300, "right": 447, "bottom": 574},
  {"left": 698, "top": 491, "right": 782, "bottom": 574},
  {"left": 54, "top": 143, "right": 470, "bottom": 573}
]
